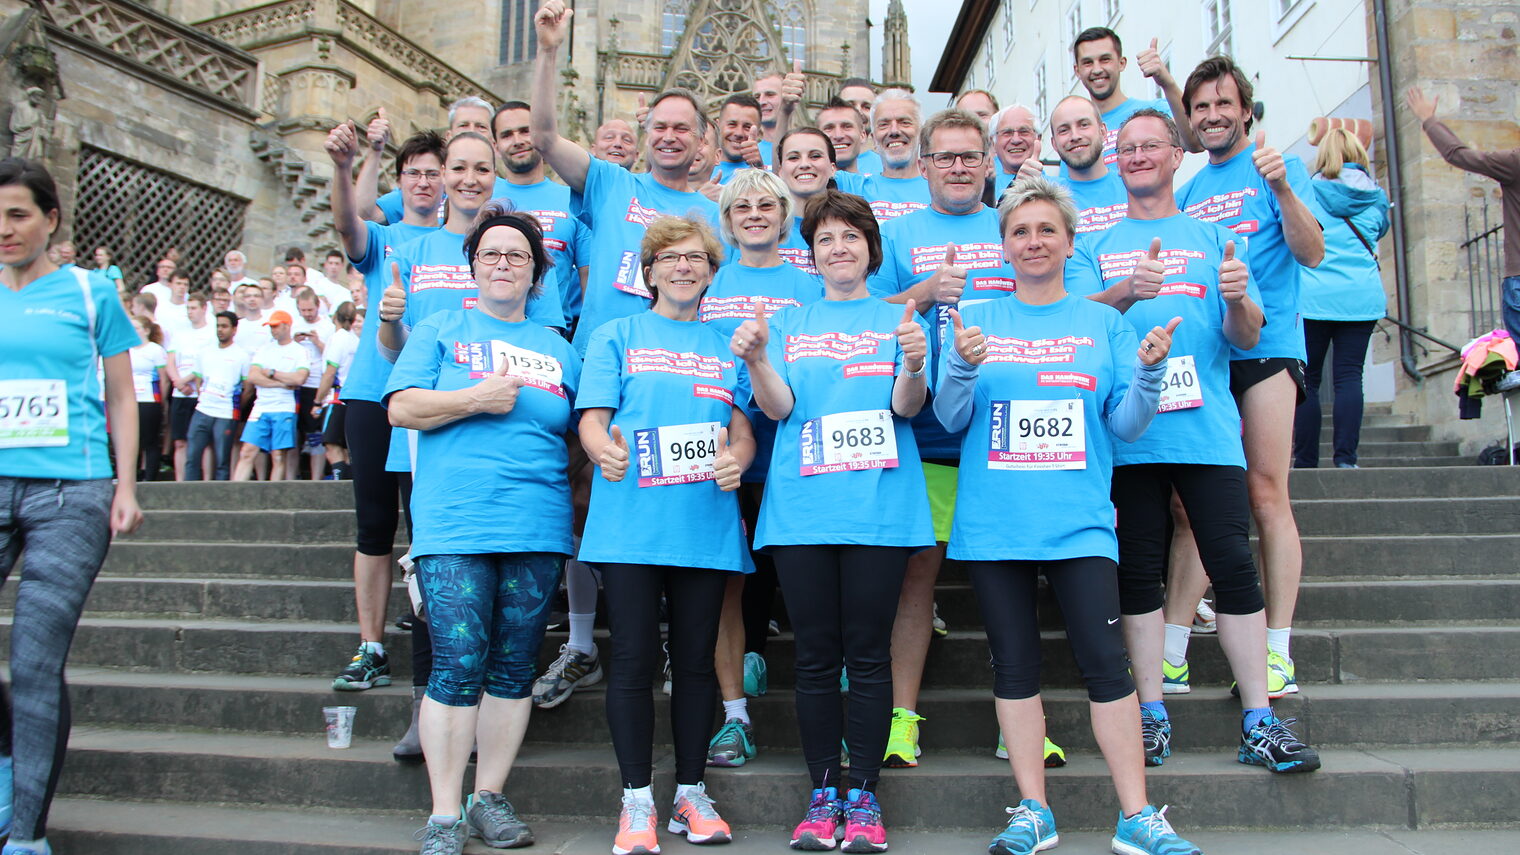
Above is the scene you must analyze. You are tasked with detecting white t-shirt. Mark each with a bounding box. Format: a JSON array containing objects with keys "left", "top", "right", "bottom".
[
  {"left": 156, "top": 298, "right": 189, "bottom": 333},
  {"left": 128, "top": 342, "right": 168, "bottom": 403},
  {"left": 247, "top": 341, "right": 308, "bottom": 418},
  {"left": 303, "top": 268, "right": 353, "bottom": 310},
  {"left": 140, "top": 281, "right": 172, "bottom": 306},
  {"left": 166, "top": 323, "right": 217, "bottom": 399},
  {"left": 323, "top": 327, "right": 360, "bottom": 391},
  {"left": 290, "top": 316, "right": 336, "bottom": 389},
  {"left": 194, "top": 344, "right": 251, "bottom": 420},
  {"left": 234, "top": 315, "right": 271, "bottom": 353}
]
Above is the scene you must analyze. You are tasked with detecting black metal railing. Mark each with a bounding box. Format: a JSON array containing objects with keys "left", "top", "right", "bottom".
[{"left": 1463, "top": 201, "right": 1506, "bottom": 338}]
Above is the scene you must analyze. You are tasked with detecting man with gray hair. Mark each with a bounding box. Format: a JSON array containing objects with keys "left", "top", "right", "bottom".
[
  {"left": 990, "top": 104, "right": 1047, "bottom": 198},
  {"left": 224, "top": 250, "right": 259, "bottom": 288},
  {"left": 858, "top": 89, "right": 931, "bottom": 221},
  {"left": 445, "top": 96, "right": 493, "bottom": 138}
]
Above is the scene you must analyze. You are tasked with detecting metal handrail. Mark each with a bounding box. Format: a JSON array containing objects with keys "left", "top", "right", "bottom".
[{"left": 1379, "top": 314, "right": 1463, "bottom": 356}]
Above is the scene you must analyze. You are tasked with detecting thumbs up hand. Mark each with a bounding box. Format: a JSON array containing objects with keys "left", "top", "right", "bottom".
[
  {"left": 926, "top": 244, "right": 967, "bottom": 305},
  {"left": 367, "top": 107, "right": 390, "bottom": 152},
  {"left": 730, "top": 299, "right": 771, "bottom": 364},
  {"left": 1251, "top": 130, "right": 1287, "bottom": 187},
  {"left": 1139, "top": 316, "right": 1183, "bottom": 366},
  {"left": 896, "top": 299, "right": 927, "bottom": 374},
  {"left": 737, "top": 134, "right": 765, "bottom": 168},
  {"left": 1137, "top": 37, "right": 1169, "bottom": 81},
  {"left": 712, "top": 426, "right": 742, "bottom": 492},
  {"left": 1128, "top": 238, "right": 1166, "bottom": 303},
  {"left": 950, "top": 307, "right": 987, "bottom": 366},
  {"left": 600, "top": 424, "right": 630, "bottom": 482},
  {"left": 472, "top": 358, "right": 523, "bottom": 415},
  {"left": 1219, "top": 240, "right": 1248, "bottom": 303},
  {"left": 782, "top": 59, "right": 806, "bottom": 111},
  {"left": 380, "top": 261, "right": 407, "bottom": 322},
  {"left": 325, "top": 120, "right": 359, "bottom": 169},
  {"left": 634, "top": 93, "right": 650, "bottom": 127}
]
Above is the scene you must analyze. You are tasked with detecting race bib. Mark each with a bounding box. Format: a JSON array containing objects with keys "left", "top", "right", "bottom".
[
  {"left": 613, "top": 249, "right": 653, "bottom": 299},
  {"left": 0, "top": 379, "right": 67, "bottom": 448},
  {"left": 634, "top": 420, "right": 719, "bottom": 487},
  {"left": 464, "top": 341, "right": 565, "bottom": 397},
  {"left": 987, "top": 399, "right": 1086, "bottom": 470},
  {"left": 1158, "top": 355, "right": 1204, "bottom": 413},
  {"left": 132, "top": 372, "right": 157, "bottom": 401},
  {"left": 799, "top": 409, "right": 898, "bottom": 476}
]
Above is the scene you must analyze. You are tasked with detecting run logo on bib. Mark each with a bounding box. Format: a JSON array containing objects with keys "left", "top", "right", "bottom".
[
  {"left": 457, "top": 340, "right": 566, "bottom": 396},
  {"left": 635, "top": 421, "right": 719, "bottom": 486},
  {"left": 988, "top": 399, "right": 1086, "bottom": 470},
  {"left": 798, "top": 409, "right": 898, "bottom": 476},
  {"left": 614, "top": 250, "right": 652, "bottom": 298}
]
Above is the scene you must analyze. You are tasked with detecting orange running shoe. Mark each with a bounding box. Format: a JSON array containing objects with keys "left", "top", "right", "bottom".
[
  {"left": 668, "top": 782, "right": 732, "bottom": 845},
  {"left": 614, "top": 794, "right": 660, "bottom": 855}
]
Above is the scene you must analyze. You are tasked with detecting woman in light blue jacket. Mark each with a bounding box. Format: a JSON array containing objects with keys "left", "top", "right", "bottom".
[{"left": 1291, "top": 128, "right": 1390, "bottom": 469}]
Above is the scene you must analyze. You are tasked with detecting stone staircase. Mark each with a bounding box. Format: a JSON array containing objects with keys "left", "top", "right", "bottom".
[{"left": 3, "top": 407, "right": 1519, "bottom": 852}]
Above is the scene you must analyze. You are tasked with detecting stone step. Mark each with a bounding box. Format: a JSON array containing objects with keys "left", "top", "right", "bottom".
[
  {"left": 1352, "top": 455, "right": 1473, "bottom": 467},
  {"left": 54, "top": 730, "right": 1520, "bottom": 830},
  {"left": 1313, "top": 423, "right": 1433, "bottom": 442},
  {"left": 100, "top": 542, "right": 403, "bottom": 580},
  {"left": 1291, "top": 496, "right": 1520, "bottom": 536},
  {"left": 49, "top": 799, "right": 1520, "bottom": 854},
  {"left": 1314, "top": 440, "right": 1461, "bottom": 459},
  {"left": 17, "top": 618, "right": 1520, "bottom": 687},
  {"left": 0, "top": 577, "right": 404, "bottom": 623},
  {"left": 62, "top": 668, "right": 1520, "bottom": 752},
  {"left": 1289, "top": 465, "right": 1519, "bottom": 499},
  {"left": 137, "top": 480, "right": 358, "bottom": 511},
  {"left": 121, "top": 509, "right": 356, "bottom": 544}
]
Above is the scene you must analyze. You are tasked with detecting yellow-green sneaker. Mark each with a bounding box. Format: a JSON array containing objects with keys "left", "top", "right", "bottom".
[
  {"left": 993, "top": 733, "right": 1066, "bottom": 767},
  {"left": 883, "top": 707, "right": 924, "bottom": 767},
  {"left": 1161, "top": 658, "right": 1190, "bottom": 695},
  {"left": 1267, "top": 651, "right": 1298, "bottom": 699}
]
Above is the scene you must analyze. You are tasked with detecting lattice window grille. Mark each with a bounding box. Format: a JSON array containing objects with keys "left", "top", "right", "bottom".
[{"left": 74, "top": 146, "right": 249, "bottom": 292}]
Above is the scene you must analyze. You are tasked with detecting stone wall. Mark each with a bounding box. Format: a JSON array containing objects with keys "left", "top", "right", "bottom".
[{"left": 1376, "top": 0, "right": 1520, "bottom": 454}]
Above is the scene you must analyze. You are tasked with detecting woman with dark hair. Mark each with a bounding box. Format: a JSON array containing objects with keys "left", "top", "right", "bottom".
[
  {"left": 0, "top": 157, "right": 144, "bottom": 855},
  {"left": 578, "top": 215, "right": 755, "bottom": 854},
  {"left": 730, "top": 189, "right": 931, "bottom": 853},
  {"left": 127, "top": 314, "right": 170, "bottom": 481},
  {"left": 383, "top": 205, "right": 579, "bottom": 855},
  {"left": 774, "top": 128, "right": 839, "bottom": 275},
  {"left": 700, "top": 169, "right": 822, "bottom": 770}
]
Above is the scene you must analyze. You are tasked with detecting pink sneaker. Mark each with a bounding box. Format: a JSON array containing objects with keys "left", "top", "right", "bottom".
[
  {"left": 790, "top": 786, "right": 843, "bottom": 851},
  {"left": 841, "top": 788, "right": 887, "bottom": 853}
]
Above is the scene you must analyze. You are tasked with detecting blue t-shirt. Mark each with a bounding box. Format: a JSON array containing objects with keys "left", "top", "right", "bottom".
[
  {"left": 854, "top": 150, "right": 885, "bottom": 175},
  {"left": 0, "top": 267, "right": 140, "bottom": 480},
  {"left": 343, "top": 220, "right": 436, "bottom": 403},
  {"left": 382, "top": 309, "right": 580, "bottom": 558},
  {"left": 1055, "top": 170, "right": 1129, "bottom": 241},
  {"left": 940, "top": 295, "right": 1139, "bottom": 562},
  {"left": 712, "top": 140, "right": 773, "bottom": 183},
  {"left": 754, "top": 297, "right": 935, "bottom": 549},
  {"left": 1066, "top": 214, "right": 1256, "bottom": 467},
  {"left": 571, "top": 158, "right": 719, "bottom": 354},
  {"left": 857, "top": 174, "right": 931, "bottom": 222},
  {"left": 700, "top": 263, "right": 825, "bottom": 482},
  {"left": 833, "top": 171, "right": 869, "bottom": 199},
  {"left": 779, "top": 218, "right": 819, "bottom": 275},
  {"left": 495, "top": 179, "right": 591, "bottom": 324},
  {"left": 1178, "top": 144, "right": 1316, "bottom": 360},
  {"left": 576, "top": 312, "right": 750, "bottom": 572},
  {"left": 870, "top": 205, "right": 1020, "bottom": 458}
]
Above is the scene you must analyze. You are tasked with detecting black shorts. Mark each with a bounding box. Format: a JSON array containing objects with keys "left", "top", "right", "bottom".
[
  {"left": 322, "top": 400, "right": 348, "bottom": 447},
  {"left": 296, "top": 387, "right": 322, "bottom": 435},
  {"left": 170, "top": 396, "right": 197, "bottom": 441},
  {"left": 1230, "top": 357, "right": 1306, "bottom": 405}
]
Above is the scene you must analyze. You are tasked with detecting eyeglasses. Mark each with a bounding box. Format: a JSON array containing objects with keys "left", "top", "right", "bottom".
[
  {"left": 729, "top": 200, "right": 780, "bottom": 216},
  {"left": 924, "top": 150, "right": 988, "bottom": 168},
  {"left": 996, "top": 127, "right": 1038, "bottom": 139},
  {"left": 474, "top": 249, "right": 533, "bottom": 268},
  {"left": 652, "top": 251, "right": 713, "bottom": 267},
  {"left": 1115, "top": 140, "right": 1175, "bottom": 158},
  {"left": 400, "top": 169, "right": 442, "bottom": 181}
]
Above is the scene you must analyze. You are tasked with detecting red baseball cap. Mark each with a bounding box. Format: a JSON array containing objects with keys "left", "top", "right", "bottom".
[{"left": 263, "top": 310, "right": 294, "bottom": 326}]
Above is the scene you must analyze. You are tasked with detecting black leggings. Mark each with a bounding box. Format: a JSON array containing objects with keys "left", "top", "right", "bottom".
[
  {"left": 136, "top": 401, "right": 163, "bottom": 482},
  {"left": 773, "top": 544, "right": 909, "bottom": 792},
  {"left": 739, "top": 484, "right": 781, "bottom": 653},
  {"left": 968, "top": 557, "right": 1135, "bottom": 703},
  {"left": 1111, "top": 463, "right": 1265, "bottom": 616},
  {"left": 601, "top": 563, "right": 729, "bottom": 788},
  {"left": 344, "top": 398, "right": 410, "bottom": 556}
]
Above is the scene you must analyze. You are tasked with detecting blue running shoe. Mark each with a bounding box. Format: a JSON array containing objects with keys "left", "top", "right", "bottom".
[
  {"left": 1111, "top": 805, "right": 1200, "bottom": 855},
  {"left": 744, "top": 651, "right": 768, "bottom": 697},
  {"left": 2, "top": 841, "right": 52, "bottom": 855},
  {"left": 1239, "top": 715, "right": 1320, "bottom": 773},
  {"left": 989, "top": 798, "right": 1058, "bottom": 855},
  {"left": 707, "top": 717, "right": 757, "bottom": 767},
  {"left": 1140, "top": 707, "right": 1171, "bottom": 767}
]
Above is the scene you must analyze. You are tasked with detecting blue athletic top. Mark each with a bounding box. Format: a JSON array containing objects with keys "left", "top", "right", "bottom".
[
  {"left": 570, "top": 158, "right": 719, "bottom": 354},
  {"left": 576, "top": 311, "right": 751, "bottom": 572},
  {"left": 857, "top": 173, "right": 931, "bottom": 222},
  {"left": 382, "top": 309, "right": 579, "bottom": 558},
  {"left": 494, "top": 179, "right": 591, "bottom": 324},
  {"left": 1067, "top": 214, "right": 1259, "bottom": 468},
  {"left": 1054, "top": 170, "right": 1130, "bottom": 242},
  {"left": 753, "top": 297, "right": 935, "bottom": 550},
  {"left": 933, "top": 294, "right": 1163, "bottom": 561},
  {"left": 343, "top": 220, "right": 435, "bottom": 403},
  {"left": 700, "top": 262, "right": 825, "bottom": 482},
  {"left": 1178, "top": 143, "right": 1317, "bottom": 360},
  {"left": 0, "top": 267, "right": 139, "bottom": 480}
]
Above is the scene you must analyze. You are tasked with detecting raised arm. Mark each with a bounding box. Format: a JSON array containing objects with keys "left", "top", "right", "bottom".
[
  {"left": 353, "top": 109, "right": 390, "bottom": 224},
  {"left": 1253, "top": 132, "right": 1323, "bottom": 268},
  {"left": 1137, "top": 38, "right": 1201, "bottom": 153},
  {"left": 531, "top": 0, "right": 592, "bottom": 192},
  {"left": 326, "top": 120, "right": 371, "bottom": 261}
]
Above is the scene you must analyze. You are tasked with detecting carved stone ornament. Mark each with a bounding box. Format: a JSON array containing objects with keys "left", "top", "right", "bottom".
[{"left": 663, "top": 0, "right": 788, "bottom": 106}]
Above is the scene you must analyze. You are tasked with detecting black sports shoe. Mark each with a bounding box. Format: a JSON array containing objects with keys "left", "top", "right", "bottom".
[
  {"left": 332, "top": 644, "right": 391, "bottom": 691},
  {"left": 1141, "top": 708, "right": 1171, "bottom": 767},
  {"left": 1239, "top": 716, "right": 1320, "bottom": 773}
]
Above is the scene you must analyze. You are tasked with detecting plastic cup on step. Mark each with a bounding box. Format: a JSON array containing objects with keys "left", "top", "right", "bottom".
[{"left": 324, "top": 705, "right": 356, "bottom": 749}]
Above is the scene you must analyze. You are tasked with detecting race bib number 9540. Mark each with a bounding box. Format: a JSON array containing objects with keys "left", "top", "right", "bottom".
[{"left": 1158, "top": 355, "right": 1204, "bottom": 413}]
